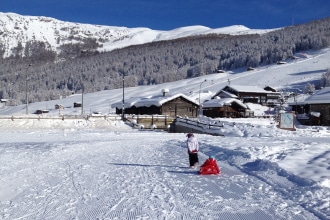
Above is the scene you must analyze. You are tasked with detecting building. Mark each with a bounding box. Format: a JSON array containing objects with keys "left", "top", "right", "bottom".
[
  {"left": 302, "top": 87, "right": 330, "bottom": 126},
  {"left": 111, "top": 89, "right": 199, "bottom": 118},
  {"left": 202, "top": 97, "right": 248, "bottom": 118},
  {"left": 212, "top": 85, "right": 281, "bottom": 106}
]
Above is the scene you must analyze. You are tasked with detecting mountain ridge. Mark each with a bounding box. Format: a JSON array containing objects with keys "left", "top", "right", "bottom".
[{"left": 0, "top": 12, "right": 275, "bottom": 59}]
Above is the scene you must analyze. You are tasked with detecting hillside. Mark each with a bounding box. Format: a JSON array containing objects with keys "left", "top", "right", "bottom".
[{"left": 1, "top": 47, "right": 329, "bottom": 117}]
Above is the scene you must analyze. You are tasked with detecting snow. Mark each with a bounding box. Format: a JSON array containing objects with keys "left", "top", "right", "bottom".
[
  {"left": 305, "top": 87, "right": 330, "bottom": 104},
  {"left": 202, "top": 97, "right": 247, "bottom": 109},
  {"left": 111, "top": 93, "right": 198, "bottom": 109},
  {"left": 1, "top": 49, "right": 330, "bottom": 219},
  {"left": 0, "top": 12, "right": 277, "bottom": 58}
]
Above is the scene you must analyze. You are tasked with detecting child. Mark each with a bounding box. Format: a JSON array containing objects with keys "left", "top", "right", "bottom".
[
  {"left": 199, "top": 155, "right": 220, "bottom": 175},
  {"left": 186, "top": 133, "right": 199, "bottom": 168}
]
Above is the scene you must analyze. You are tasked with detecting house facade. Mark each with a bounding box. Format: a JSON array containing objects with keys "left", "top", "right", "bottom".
[
  {"left": 303, "top": 87, "right": 330, "bottom": 126},
  {"left": 202, "top": 98, "right": 248, "bottom": 118},
  {"left": 212, "top": 85, "right": 281, "bottom": 106},
  {"left": 111, "top": 91, "right": 199, "bottom": 118}
]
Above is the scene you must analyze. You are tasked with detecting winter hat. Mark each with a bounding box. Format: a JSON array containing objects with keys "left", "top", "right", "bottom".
[
  {"left": 187, "top": 133, "right": 194, "bottom": 138},
  {"left": 209, "top": 155, "right": 215, "bottom": 159}
]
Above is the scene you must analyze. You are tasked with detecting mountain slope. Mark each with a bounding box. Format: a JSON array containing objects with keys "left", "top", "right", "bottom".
[{"left": 0, "top": 47, "right": 329, "bottom": 116}]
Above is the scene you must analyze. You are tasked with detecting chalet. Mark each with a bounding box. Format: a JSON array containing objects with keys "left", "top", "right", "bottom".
[
  {"left": 212, "top": 85, "right": 281, "bottom": 106},
  {"left": 111, "top": 89, "right": 199, "bottom": 118},
  {"left": 300, "top": 87, "right": 330, "bottom": 126},
  {"left": 202, "top": 97, "right": 248, "bottom": 118},
  {"left": 217, "top": 69, "right": 226, "bottom": 73},
  {"left": 0, "top": 99, "right": 16, "bottom": 106},
  {"left": 74, "top": 102, "right": 82, "bottom": 108},
  {"left": 55, "top": 104, "right": 64, "bottom": 109},
  {"left": 0, "top": 99, "right": 8, "bottom": 103},
  {"left": 247, "top": 67, "right": 255, "bottom": 71},
  {"left": 34, "top": 109, "right": 49, "bottom": 114}
]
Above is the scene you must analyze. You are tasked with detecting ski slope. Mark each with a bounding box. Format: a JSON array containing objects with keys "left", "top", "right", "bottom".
[{"left": 1, "top": 127, "right": 328, "bottom": 219}]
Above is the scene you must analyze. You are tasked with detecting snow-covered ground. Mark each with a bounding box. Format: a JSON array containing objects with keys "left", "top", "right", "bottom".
[
  {"left": 0, "top": 118, "right": 329, "bottom": 219},
  {"left": 0, "top": 48, "right": 329, "bottom": 219}
]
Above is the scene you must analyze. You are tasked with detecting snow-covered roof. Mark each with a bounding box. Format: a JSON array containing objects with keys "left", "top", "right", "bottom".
[
  {"left": 213, "top": 85, "right": 270, "bottom": 99},
  {"left": 304, "top": 87, "right": 330, "bottom": 104},
  {"left": 203, "top": 98, "right": 247, "bottom": 108},
  {"left": 228, "top": 85, "right": 268, "bottom": 93},
  {"left": 111, "top": 93, "right": 199, "bottom": 109},
  {"left": 217, "top": 90, "right": 238, "bottom": 98}
]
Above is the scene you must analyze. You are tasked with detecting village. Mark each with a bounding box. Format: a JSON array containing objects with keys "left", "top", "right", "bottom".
[
  {"left": 110, "top": 84, "right": 330, "bottom": 129},
  {"left": 2, "top": 83, "right": 328, "bottom": 134}
]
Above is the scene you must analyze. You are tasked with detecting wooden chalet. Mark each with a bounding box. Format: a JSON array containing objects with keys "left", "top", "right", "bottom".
[
  {"left": 212, "top": 85, "right": 281, "bottom": 106},
  {"left": 202, "top": 97, "right": 248, "bottom": 118},
  {"left": 111, "top": 90, "right": 199, "bottom": 118},
  {"left": 74, "top": 102, "right": 82, "bottom": 108},
  {"left": 291, "top": 87, "right": 330, "bottom": 126}
]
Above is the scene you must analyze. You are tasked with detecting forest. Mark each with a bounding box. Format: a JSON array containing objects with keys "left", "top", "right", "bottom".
[{"left": 1, "top": 17, "right": 330, "bottom": 105}]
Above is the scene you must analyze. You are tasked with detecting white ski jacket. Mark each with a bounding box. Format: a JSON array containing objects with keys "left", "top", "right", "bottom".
[{"left": 187, "top": 136, "right": 199, "bottom": 153}]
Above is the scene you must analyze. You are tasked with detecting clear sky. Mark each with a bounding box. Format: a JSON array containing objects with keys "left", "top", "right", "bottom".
[{"left": 2, "top": 0, "right": 330, "bottom": 30}]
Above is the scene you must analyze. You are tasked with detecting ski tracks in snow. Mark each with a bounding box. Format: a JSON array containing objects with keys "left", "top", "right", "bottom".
[{"left": 0, "top": 131, "right": 323, "bottom": 219}]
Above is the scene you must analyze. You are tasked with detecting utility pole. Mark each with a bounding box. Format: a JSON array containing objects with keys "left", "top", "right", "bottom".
[
  {"left": 199, "top": 79, "right": 207, "bottom": 115},
  {"left": 25, "top": 64, "right": 32, "bottom": 115},
  {"left": 122, "top": 73, "right": 125, "bottom": 120},
  {"left": 81, "top": 74, "right": 84, "bottom": 115}
]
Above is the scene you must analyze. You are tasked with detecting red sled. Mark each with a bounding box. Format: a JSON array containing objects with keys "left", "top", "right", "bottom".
[{"left": 198, "top": 157, "right": 221, "bottom": 175}]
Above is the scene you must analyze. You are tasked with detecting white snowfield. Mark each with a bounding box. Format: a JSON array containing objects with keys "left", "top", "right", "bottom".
[{"left": 0, "top": 117, "right": 329, "bottom": 220}]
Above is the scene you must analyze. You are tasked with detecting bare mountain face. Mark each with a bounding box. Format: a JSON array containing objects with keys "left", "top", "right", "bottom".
[{"left": 0, "top": 12, "right": 270, "bottom": 59}]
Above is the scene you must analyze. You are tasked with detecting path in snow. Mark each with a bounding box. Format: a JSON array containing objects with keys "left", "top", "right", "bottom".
[{"left": 0, "top": 130, "right": 320, "bottom": 219}]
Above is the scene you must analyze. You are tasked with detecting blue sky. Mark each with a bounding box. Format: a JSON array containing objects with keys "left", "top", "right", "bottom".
[{"left": 2, "top": 0, "right": 330, "bottom": 30}]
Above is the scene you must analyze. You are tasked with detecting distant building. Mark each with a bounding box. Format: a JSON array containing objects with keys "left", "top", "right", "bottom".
[
  {"left": 74, "top": 102, "right": 82, "bottom": 108},
  {"left": 264, "top": 86, "right": 277, "bottom": 92},
  {"left": 34, "top": 110, "right": 49, "bottom": 114},
  {"left": 55, "top": 104, "right": 64, "bottom": 109}
]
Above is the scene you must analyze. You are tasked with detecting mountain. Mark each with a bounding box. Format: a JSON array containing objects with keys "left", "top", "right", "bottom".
[{"left": 0, "top": 12, "right": 274, "bottom": 59}]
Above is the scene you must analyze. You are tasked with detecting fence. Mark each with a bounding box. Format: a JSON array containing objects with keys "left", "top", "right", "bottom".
[{"left": 125, "top": 114, "right": 175, "bottom": 130}]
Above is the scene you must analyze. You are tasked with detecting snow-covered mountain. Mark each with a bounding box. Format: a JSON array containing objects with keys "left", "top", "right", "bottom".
[{"left": 0, "top": 12, "right": 275, "bottom": 58}]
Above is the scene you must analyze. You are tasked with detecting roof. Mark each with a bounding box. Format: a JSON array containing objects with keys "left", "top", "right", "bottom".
[
  {"left": 213, "top": 85, "right": 270, "bottom": 99},
  {"left": 111, "top": 93, "right": 199, "bottom": 110},
  {"left": 226, "top": 85, "right": 269, "bottom": 93},
  {"left": 264, "top": 86, "right": 277, "bottom": 92},
  {"left": 203, "top": 98, "right": 247, "bottom": 109},
  {"left": 215, "top": 90, "right": 238, "bottom": 98},
  {"left": 304, "top": 87, "right": 330, "bottom": 104}
]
